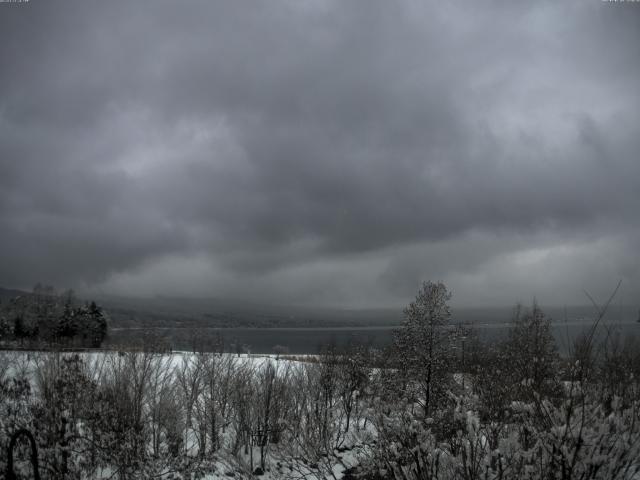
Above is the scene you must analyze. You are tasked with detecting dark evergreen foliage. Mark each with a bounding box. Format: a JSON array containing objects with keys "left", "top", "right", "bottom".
[{"left": 0, "top": 286, "right": 108, "bottom": 348}]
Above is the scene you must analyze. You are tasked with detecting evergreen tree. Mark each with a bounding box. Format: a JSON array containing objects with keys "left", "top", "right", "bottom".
[
  {"left": 0, "top": 313, "right": 12, "bottom": 341},
  {"left": 502, "top": 302, "right": 562, "bottom": 403},
  {"left": 393, "top": 281, "right": 455, "bottom": 418},
  {"left": 13, "top": 315, "right": 29, "bottom": 342},
  {"left": 88, "top": 304, "right": 108, "bottom": 348}
]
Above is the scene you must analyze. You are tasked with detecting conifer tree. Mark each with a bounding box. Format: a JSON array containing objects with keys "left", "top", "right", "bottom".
[{"left": 393, "top": 281, "right": 454, "bottom": 418}]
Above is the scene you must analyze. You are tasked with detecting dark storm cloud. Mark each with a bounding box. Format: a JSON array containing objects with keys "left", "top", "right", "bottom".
[{"left": 1, "top": 0, "right": 639, "bottom": 306}]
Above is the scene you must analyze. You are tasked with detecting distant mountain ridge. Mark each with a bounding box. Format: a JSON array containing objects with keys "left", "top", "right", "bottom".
[
  {"left": 1, "top": 286, "right": 636, "bottom": 330},
  {"left": 0, "top": 286, "right": 30, "bottom": 302}
]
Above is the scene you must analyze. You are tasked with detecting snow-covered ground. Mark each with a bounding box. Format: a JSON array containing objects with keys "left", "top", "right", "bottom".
[{"left": 0, "top": 349, "right": 372, "bottom": 480}]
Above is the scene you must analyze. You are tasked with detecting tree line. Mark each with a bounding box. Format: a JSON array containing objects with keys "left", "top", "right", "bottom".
[
  {"left": 0, "top": 284, "right": 108, "bottom": 348},
  {"left": 0, "top": 281, "right": 639, "bottom": 479}
]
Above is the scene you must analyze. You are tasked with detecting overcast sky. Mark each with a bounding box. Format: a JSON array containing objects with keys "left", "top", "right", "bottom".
[{"left": 1, "top": 0, "right": 639, "bottom": 308}]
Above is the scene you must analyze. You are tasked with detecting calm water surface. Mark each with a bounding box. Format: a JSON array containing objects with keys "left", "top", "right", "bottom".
[{"left": 108, "top": 321, "right": 640, "bottom": 354}]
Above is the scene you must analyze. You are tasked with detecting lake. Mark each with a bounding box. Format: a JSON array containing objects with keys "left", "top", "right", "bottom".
[{"left": 107, "top": 320, "right": 640, "bottom": 355}]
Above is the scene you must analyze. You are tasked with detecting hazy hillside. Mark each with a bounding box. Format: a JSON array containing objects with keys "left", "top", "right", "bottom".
[
  {"left": 4, "top": 286, "right": 636, "bottom": 331},
  {"left": 91, "top": 293, "right": 405, "bottom": 329}
]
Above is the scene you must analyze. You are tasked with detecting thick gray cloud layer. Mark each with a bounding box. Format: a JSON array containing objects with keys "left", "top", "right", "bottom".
[{"left": 1, "top": 0, "right": 639, "bottom": 307}]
